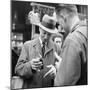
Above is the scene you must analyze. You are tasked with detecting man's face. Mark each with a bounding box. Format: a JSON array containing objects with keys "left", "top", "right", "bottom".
[
  {"left": 56, "top": 15, "right": 65, "bottom": 30},
  {"left": 54, "top": 37, "right": 62, "bottom": 48},
  {"left": 56, "top": 10, "right": 70, "bottom": 36},
  {"left": 39, "top": 28, "right": 51, "bottom": 44}
]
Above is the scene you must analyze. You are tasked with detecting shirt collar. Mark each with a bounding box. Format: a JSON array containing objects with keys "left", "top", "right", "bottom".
[
  {"left": 39, "top": 37, "right": 48, "bottom": 47},
  {"left": 39, "top": 37, "right": 43, "bottom": 47}
]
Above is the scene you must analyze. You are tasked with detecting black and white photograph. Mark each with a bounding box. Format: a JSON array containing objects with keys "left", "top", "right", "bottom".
[{"left": 10, "top": 0, "right": 88, "bottom": 89}]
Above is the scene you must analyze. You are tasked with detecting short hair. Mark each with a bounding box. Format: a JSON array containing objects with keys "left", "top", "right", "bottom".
[{"left": 55, "top": 3, "right": 77, "bottom": 15}]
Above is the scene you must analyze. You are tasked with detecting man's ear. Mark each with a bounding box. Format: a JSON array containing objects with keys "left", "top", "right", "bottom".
[
  {"left": 64, "top": 13, "right": 69, "bottom": 23},
  {"left": 64, "top": 17, "right": 67, "bottom": 22}
]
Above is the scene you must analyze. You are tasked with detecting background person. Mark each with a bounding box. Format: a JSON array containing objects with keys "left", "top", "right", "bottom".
[{"left": 52, "top": 33, "right": 63, "bottom": 49}]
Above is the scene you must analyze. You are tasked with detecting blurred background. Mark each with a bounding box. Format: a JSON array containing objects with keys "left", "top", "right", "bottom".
[{"left": 11, "top": 0, "right": 88, "bottom": 76}]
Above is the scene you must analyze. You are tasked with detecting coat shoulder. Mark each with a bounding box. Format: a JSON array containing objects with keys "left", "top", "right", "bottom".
[{"left": 24, "top": 38, "right": 38, "bottom": 47}]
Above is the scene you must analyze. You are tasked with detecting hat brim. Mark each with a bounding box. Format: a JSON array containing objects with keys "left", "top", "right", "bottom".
[{"left": 38, "top": 23, "right": 58, "bottom": 34}]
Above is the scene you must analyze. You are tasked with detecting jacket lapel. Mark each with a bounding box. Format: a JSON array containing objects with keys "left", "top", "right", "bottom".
[
  {"left": 32, "top": 38, "right": 54, "bottom": 57},
  {"left": 33, "top": 38, "right": 42, "bottom": 57},
  {"left": 44, "top": 40, "right": 54, "bottom": 57}
]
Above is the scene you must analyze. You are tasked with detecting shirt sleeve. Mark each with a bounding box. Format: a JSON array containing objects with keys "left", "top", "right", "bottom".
[
  {"left": 54, "top": 39, "right": 81, "bottom": 86},
  {"left": 15, "top": 42, "right": 33, "bottom": 79}
]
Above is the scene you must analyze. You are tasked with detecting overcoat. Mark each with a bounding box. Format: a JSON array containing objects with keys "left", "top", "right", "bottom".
[
  {"left": 54, "top": 21, "right": 87, "bottom": 86},
  {"left": 54, "top": 21, "right": 88, "bottom": 86},
  {"left": 15, "top": 38, "right": 60, "bottom": 88}
]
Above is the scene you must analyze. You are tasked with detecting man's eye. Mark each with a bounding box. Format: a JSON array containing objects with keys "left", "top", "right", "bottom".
[
  {"left": 48, "top": 33, "right": 51, "bottom": 36},
  {"left": 56, "top": 23, "right": 60, "bottom": 28}
]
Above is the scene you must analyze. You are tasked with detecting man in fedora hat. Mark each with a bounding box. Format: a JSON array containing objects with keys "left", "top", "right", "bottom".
[
  {"left": 54, "top": 4, "right": 87, "bottom": 86},
  {"left": 15, "top": 14, "right": 61, "bottom": 89}
]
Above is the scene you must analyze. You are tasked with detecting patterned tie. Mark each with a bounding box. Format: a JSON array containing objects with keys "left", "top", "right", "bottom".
[{"left": 42, "top": 42, "right": 45, "bottom": 58}]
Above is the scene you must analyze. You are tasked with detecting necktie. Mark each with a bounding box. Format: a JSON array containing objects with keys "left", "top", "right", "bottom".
[{"left": 42, "top": 42, "right": 45, "bottom": 58}]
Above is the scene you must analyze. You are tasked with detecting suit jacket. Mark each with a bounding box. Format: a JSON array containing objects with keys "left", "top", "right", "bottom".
[
  {"left": 54, "top": 21, "right": 87, "bottom": 86},
  {"left": 15, "top": 38, "right": 60, "bottom": 89}
]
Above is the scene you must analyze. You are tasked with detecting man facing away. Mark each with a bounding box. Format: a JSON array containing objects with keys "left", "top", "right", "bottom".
[{"left": 54, "top": 4, "right": 87, "bottom": 86}]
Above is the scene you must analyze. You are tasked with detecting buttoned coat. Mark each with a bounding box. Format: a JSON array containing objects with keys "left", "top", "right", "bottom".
[
  {"left": 15, "top": 38, "right": 60, "bottom": 89},
  {"left": 54, "top": 21, "right": 87, "bottom": 86}
]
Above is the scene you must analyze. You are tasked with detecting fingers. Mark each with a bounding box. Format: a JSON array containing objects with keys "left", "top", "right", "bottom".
[
  {"left": 44, "top": 69, "right": 52, "bottom": 78},
  {"left": 32, "top": 57, "right": 40, "bottom": 62},
  {"left": 31, "top": 63, "right": 43, "bottom": 72},
  {"left": 32, "top": 58, "right": 43, "bottom": 66},
  {"left": 30, "top": 57, "right": 43, "bottom": 71},
  {"left": 33, "top": 59, "right": 40, "bottom": 63},
  {"left": 43, "top": 65, "right": 56, "bottom": 78},
  {"left": 54, "top": 52, "right": 62, "bottom": 62},
  {"left": 32, "top": 65, "right": 40, "bottom": 72},
  {"left": 43, "top": 68, "right": 56, "bottom": 78},
  {"left": 46, "top": 64, "right": 52, "bottom": 68},
  {"left": 32, "top": 65, "right": 38, "bottom": 70},
  {"left": 34, "top": 62, "right": 43, "bottom": 67},
  {"left": 54, "top": 52, "right": 59, "bottom": 60}
]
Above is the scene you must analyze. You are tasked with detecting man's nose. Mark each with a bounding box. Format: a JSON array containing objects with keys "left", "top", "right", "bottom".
[{"left": 44, "top": 34, "right": 48, "bottom": 39}]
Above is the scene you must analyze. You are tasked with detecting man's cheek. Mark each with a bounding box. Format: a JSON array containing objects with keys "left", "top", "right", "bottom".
[
  {"left": 43, "top": 38, "right": 47, "bottom": 42},
  {"left": 41, "top": 35, "right": 44, "bottom": 39}
]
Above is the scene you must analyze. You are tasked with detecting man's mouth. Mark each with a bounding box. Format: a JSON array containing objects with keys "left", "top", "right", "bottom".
[
  {"left": 44, "top": 38, "right": 47, "bottom": 42},
  {"left": 43, "top": 39, "right": 48, "bottom": 45}
]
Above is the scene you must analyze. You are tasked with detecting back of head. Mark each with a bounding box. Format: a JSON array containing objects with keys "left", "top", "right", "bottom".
[
  {"left": 55, "top": 3, "right": 79, "bottom": 32},
  {"left": 55, "top": 3, "right": 78, "bottom": 16}
]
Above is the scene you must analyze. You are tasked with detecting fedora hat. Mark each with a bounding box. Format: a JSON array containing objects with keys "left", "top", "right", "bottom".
[{"left": 38, "top": 14, "right": 58, "bottom": 33}]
